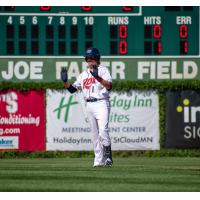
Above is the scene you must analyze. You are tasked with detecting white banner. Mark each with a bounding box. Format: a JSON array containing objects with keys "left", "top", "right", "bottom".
[
  {"left": 0, "top": 136, "right": 19, "bottom": 149},
  {"left": 46, "top": 90, "right": 160, "bottom": 150}
]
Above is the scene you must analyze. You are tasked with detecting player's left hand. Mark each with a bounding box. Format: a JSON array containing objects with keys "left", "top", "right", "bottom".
[{"left": 90, "top": 65, "right": 99, "bottom": 78}]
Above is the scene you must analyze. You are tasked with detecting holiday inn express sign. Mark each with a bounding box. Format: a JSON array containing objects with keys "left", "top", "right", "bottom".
[{"left": 0, "top": 57, "right": 199, "bottom": 82}]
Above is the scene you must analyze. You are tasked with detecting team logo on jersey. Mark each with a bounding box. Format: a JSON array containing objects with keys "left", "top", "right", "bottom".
[{"left": 83, "top": 77, "right": 96, "bottom": 89}]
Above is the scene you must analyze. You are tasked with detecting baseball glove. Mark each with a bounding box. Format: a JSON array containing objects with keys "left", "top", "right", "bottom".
[{"left": 61, "top": 67, "right": 68, "bottom": 83}]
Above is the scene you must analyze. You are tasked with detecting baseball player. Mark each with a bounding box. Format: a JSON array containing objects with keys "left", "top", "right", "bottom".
[{"left": 61, "top": 47, "right": 113, "bottom": 167}]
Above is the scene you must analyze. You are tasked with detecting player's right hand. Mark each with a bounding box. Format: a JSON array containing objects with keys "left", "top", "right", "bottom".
[
  {"left": 61, "top": 67, "right": 68, "bottom": 83},
  {"left": 90, "top": 65, "right": 99, "bottom": 78}
]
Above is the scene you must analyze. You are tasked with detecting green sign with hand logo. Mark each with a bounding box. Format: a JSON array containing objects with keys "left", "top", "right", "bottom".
[{"left": 46, "top": 89, "right": 159, "bottom": 151}]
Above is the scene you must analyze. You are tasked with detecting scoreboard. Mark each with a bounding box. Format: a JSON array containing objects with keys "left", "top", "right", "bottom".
[{"left": 0, "top": 6, "right": 199, "bottom": 56}]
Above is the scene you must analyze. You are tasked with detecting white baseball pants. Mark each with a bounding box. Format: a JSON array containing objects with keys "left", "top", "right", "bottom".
[{"left": 86, "top": 100, "right": 111, "bottom": 166}]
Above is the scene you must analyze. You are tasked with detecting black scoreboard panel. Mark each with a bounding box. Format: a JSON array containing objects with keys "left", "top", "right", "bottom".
[{"left": 0, "top": 6, "right": 198, "bottom": 56}]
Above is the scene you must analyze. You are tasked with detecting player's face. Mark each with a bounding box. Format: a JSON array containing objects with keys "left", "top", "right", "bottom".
[{"left": 86, "top": 58, "right": 98, "bottom": 67}]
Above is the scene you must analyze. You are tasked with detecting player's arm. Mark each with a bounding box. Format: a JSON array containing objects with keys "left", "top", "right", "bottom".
[
  {"left": 95, "top": 77, "right": 112, "bottom": 90},
  {"left": 61, "top": 68, "right": 78, "bottom": 94},
  {"left": 64, "top": 82, "right": 78, "bottom": 93}
]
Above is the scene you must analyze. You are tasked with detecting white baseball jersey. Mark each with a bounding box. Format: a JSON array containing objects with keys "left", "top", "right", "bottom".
[{"left": 72, "top": 65, "right": 112, "bottom": 100}]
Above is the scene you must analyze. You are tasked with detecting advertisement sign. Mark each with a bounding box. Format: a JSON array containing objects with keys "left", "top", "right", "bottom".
[
  {"left": 165, "top": 90, "right": 200, "bottom": 148},
  {"left": 0, "top": 58, "right": 199, "bottom": 82},
  {"left": 46, "top": 90, "right": 160, "bottom": 151},
  {"left": 0, "top": 136, "right": 18, "bottom": 149},
  {"left": 0, "top": 90, "right": 45, "bottom": 151}
]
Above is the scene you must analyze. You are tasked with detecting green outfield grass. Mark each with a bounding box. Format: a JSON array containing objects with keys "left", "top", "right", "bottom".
[{"left": 0, "top": 157, "right": 200, "bottom": 191}]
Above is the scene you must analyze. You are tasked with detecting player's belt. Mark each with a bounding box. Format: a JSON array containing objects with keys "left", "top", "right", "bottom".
[{"left": 86, "top": 98, "right": 106, "bottom": 102}]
